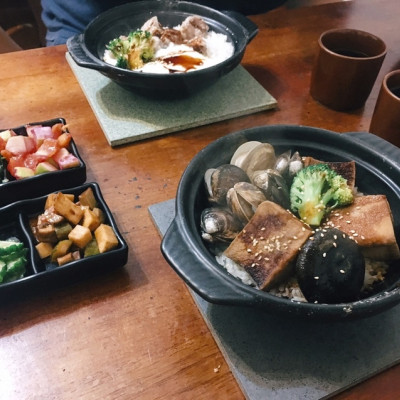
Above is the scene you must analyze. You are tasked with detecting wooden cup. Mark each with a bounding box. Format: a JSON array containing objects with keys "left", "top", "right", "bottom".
[
  {"left": 310, "top": 28, "right": 387, "bottom": 111},
  {"left": 369, "top": 70, "right": 400, "bottom": 147}
]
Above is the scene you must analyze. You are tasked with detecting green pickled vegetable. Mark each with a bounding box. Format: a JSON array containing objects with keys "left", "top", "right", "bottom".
[{"left": 0, "top": 239, "right": 28, "bottom": 283}]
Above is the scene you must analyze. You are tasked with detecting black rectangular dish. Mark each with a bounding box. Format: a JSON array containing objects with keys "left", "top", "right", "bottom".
[
  {"left": 0, "top": 182, "right": 128, "bottom": 300},
  {"left": 0, "top": 117, "right": 86, "bottom": 207}
]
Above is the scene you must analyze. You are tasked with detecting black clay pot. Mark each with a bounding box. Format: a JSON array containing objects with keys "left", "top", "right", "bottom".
[
  {"left": 161, "top": 125, "right": 400, "bottom": 321},
  {"left": 67, "top": 0, "right": 258, "bottom": 97}
]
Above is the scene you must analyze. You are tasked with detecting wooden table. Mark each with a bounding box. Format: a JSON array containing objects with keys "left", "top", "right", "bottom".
[{"left": 1, "top": 0, "right": 399, "bottom": 398}]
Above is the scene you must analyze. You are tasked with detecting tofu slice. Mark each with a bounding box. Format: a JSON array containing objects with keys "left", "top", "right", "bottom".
[
  {"left": 324, "top": 195, "right": 400, "bottom": 260},
  {"left": 224, "top": 201, "right": 312, "bottom": 290}
]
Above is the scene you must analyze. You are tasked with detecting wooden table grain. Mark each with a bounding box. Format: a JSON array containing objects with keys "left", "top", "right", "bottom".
[{"left": 1, "top": 1, "right": 400, "bottom": 399}]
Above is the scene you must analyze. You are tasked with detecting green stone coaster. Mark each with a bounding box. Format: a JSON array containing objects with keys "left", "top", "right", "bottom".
[{"left": 66, "top": 52, "right": 277, "bottom": 147}]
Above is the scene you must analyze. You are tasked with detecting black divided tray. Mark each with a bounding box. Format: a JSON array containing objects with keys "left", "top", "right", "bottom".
[
  {"left": 0, "top": 182, "right": 128, "bottom": 300},
  {"left": 0, "top": 118, "right": 86, "bottom": 206}
]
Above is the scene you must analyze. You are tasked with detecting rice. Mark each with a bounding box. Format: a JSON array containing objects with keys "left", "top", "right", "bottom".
[
  {"left": 103, "top": 24, "right": 234, "bottom": 74},
  {"left": 215, "top": 253, "right": 389, "bottom": 303}
]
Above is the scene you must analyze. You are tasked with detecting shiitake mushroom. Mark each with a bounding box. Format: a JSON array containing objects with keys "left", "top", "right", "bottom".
[{"left": 295, "top": 228, "right": 365, "bottom": 304}]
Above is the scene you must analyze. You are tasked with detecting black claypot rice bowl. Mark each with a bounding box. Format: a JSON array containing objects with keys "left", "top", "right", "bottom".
[
  {"left": 66, "top": 0, "right": 258, "bottom": 97},
  {"left": 161, "top": 125, "right": 400, "bottom": 321}
]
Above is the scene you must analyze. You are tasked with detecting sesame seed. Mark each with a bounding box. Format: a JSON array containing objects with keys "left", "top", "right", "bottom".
[
  {"left": 320, "top": 233, "right": 324, "bottom": 237},
  {"left": 346, "top": 220, "right": 351, "bottom": 224},
  {"left": 353, "top": 233, "right": 359, "bottom": 237},
  {"left": 333, "top": 242, "right": 337, "bottom": 247},
  {"left": 361, "top": 235, "right": 365, "bottom": 240},
  {"left": 261, "top": 227, "right": 266, "bottom": 231},
  {"left": 314, "top": 276, "right": 319, "bottom": 280},
  {"left": 247, "top": 248, "right": 252, "bottom": 253},
  {"left": 342, "top": 233, "right": 346, "bottom": 238},
  {"left": 293, "top": 235, "right": 298, "bottom": 240},
  {"left": 340, "top": 269, "right": 345, "bottom": 274},
  {"left": 333, "top": 235, "right": 338, "bottom": 240},
  {"left": 323, "top": 253, "right": 326, "bottom": 257}
]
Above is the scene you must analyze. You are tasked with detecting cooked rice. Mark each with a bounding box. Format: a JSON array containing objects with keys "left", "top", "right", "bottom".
[{"left": 215, "top": 254, "right": 389, "bottom": 303}]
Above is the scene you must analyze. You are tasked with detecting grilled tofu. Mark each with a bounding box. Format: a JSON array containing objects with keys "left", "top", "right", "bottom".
[
  {"left": 324, "top": 195, "right": 400, "bottom": 260},
  {"left": 224, "top": 201, "right": 312, "bottom": 290},
  {"left": 302, "top": 156, "right": 356, "bottom": 189}
]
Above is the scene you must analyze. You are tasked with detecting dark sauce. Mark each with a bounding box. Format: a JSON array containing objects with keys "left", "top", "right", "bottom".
[
  {"left": 163, "top": 54, "right": 204, "bottom": 72},
  {"left": 332, "top": 48, "right": 369, "bottom": 58}
]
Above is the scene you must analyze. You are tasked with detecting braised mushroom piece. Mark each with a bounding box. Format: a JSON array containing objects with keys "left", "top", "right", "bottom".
[{"left": 295, "top": 228, "right": 365, "bottom": 304}]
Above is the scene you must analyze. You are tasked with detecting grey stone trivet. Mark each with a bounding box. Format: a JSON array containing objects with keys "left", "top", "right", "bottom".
[
  {"left": 66, "top": 53, "right": 277, "bottom": 147},
  {"left": 149, "top": 199, "right": 400, "bottom": 400}
]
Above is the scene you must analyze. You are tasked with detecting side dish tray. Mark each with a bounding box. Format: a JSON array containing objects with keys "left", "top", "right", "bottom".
[
  {"left": 0, "top": 118, "right": 86, "bottom": 207},
  {"left": 0, "top": 182, "right": 128, "bottom": 300}
]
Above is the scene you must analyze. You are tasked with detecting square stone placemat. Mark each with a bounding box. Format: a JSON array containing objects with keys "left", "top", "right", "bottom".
[
  {"left": 149, "top": 198, "right": 400, "bottom": 400},
  {"left": 66, "top": 53, "right": 277, "bottom": 147}
]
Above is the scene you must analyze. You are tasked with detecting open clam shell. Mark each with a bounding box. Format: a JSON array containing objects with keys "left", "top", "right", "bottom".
[
  {"left": 230, "top": 141, "right": 276, "bottom": 179},
  {"left": 226, "top": 182, "right": 266, "bottom": 223},
  {"left": 204, "top": 164, "right": 250, "bottom": 206}
]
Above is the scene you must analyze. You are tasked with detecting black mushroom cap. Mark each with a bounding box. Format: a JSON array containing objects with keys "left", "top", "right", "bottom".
[{"left": 295, "top": 228, "right": 365, "bottom": 304}]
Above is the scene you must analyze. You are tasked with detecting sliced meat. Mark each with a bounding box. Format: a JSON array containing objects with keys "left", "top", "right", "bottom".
[
  {"left": 180, "top": 15, "right": 209, "bottom": 40},
  {"left": 141, "top": 16, "right": 163, "bottom": 36}
]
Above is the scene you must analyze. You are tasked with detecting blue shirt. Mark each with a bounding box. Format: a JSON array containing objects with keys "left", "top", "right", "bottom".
[
  {"left": 41, "top": 0, "right": 286, "bottom": 46},
  {"left": 41, "top": 0, "right": 131, "bottom": 46}
]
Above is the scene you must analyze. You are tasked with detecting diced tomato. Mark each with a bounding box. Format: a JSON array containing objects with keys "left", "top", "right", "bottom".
[
  {"left": 5, "top": 135, "right": 36, "bottom": 156},
  {"left": 1, "top": 149, "right": 13, "bottom": 161},
  {"left": 35, "top": 138, "right": 59, "bottom": 158},
  {"left": 0, "top": 137, "right": 6, "bottom": 151},
  {"left": 53, "top": 148, "right": 69, "bottom": 164},
  {"left": 51, "top": 123, "right": 64, "bottom": 138},
  {"left": 57, "top": 132, "right": 72, "bottom": 148},
  {"left": 7, "top": 155, "right": 26, "bottom": 177},
  {"left": 24, "top": 153, "right": 42, "bottom": 170}
]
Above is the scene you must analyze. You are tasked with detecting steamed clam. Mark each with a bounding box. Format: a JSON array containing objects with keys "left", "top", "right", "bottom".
[
  {"left": 230, "top": 141, "right": 276, "bottom": 179},
  {"left": 274, "top": 150, "right": 303, "bottom": 182},
  {"left": 226, "top": 182, "right": 266, "bottom": 223},
  {"left": 200, "top": 207, "right": 244, "bottom": 243},
  {"left": 205, "top": 164, "right": 250, "bottom": 206},
  {"left": 251, "top": 169, "right": 290, "bottom": 209}
]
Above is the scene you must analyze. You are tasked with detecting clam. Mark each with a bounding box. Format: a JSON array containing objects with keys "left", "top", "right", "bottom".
[
  {"left": 251, "top": 169, "right": 290, "bottom": 209},
  {"left": 204, "top": 164, "right": 250, "bottom": 206},
  {"left": 287, "top": 151, "right": 303, "bottom": 179},
  {"left": 230, "top": 141, "right": 276, "bottom": 179},
  {"left": 200, "top": 207, "right": 243, "bottom": 243},
  {"left": 274, "top": 150, "right": 304, "bottom": 182},
  {"left": 226, "top": 182, "right": 266, "bottom": 223}
]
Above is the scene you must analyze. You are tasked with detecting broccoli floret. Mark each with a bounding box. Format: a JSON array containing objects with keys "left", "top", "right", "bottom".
[
  {"left": 290, "top": 164, "right": 354, "bottom": 226},
  {"left": 106, "top": 30, "right": 155, "bottom": 70}
]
